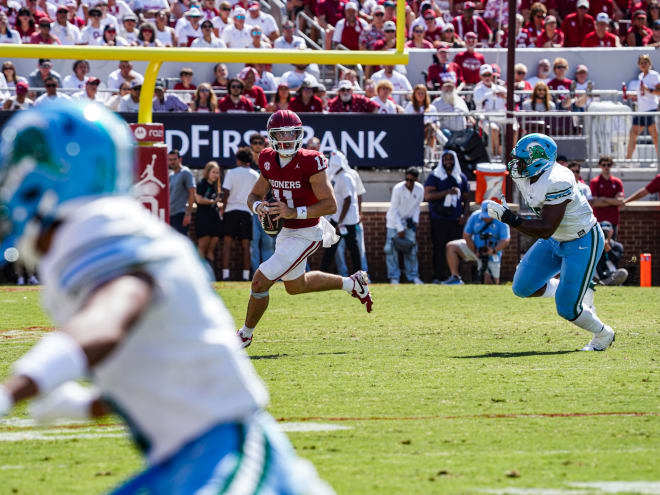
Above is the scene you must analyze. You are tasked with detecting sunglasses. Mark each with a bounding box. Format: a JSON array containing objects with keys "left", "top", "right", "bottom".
[
  {"left": 600, "top": 163, "right": 612, "bottom": 167},
  {"left": 413, "top": 29, "right": 424, "bottom": 33},
  {"left": 535, "top": 14, "right": 545, "bottom": 18},
  {"left": 202, "top": 24, "right": 212, "bottom": 28},
  {"left": 235, "top": 15, "right": 245, "bottom": 19},
  {"left": 251, "top": 140, "right": 265, "bottom": 145},
  {"left": 405, "top": 178, "right": 415, "bottom": 182},
  {"left": 90, "top": 12, "right": 101, "bottom": 16},
  {"left": 199, "top": 88, "right": 210, "bottom": 93},
  {"left": 482, "top": 73, "right": 492, "bottom": 77},
  {"left": 374, "top": 12, "right": 384, "bottom": 16},
  {"left": 251, "top": 30, "right": 261, "bottom": 35},
  {"left": 45, "top": 83, "right": 57, "bottom": 88},
  {"left": 220, "top": 6, "right": 231, "bottom": 10},
  {"left": 338, "top": 88, "right": 351, "bottom": 92},
  {"left": 230, "top": 84, "right": 242, "bottom": 89},
  {"left": 516, "top": 70, "right": 526, "bottom": 75},
  {"left": 555, "top": 65, "right": 567, "bottom": 69}
]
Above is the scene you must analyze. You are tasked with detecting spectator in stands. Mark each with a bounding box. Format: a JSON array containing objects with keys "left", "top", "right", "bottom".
[
  {"left": 247, "top": 1, "right": 278, "bottom": 42},
  {"left": 289, "top": 79, "right": 324, "bottom": 112},
  {"left": 328, "top": 79, "right": 380, "bottom": 112},
  {"left": 221, "top": 147, "right": 259, "bottom": 281},
  {"left": 248, "top": 25, "right": 271, "bottom": 48},
  {"left": 627, "top": 9, "right": 652, "bottom": 45},
  {"left": 29, "top": 17, "right": 60, "bottom": 44},
  {"left": 547, "top": 57, "right": 573, "bottom": 108},
  {"left": 136, "top": 22, "right": 163, "bottom": 46},
  {"left": 28, "top": 58, "right": 62, "bottom": 89},
  {"left": 2, "top": 63, "right": 27, "bottom": 90},
  {"left": 522, "top": 0, "right": 558, "bottom": 21},
  {"left": 118, "top": 80, "right": 141, "bottom": 111},
  {"left": 218, "top": 78, "right": 254, "bottom": 113},
  {"left": 363, "top": 79, "right": 376, "bottom": 98},
  {"left": 359, "top": 4, "right": 386, "bottom": 74},
  {"left": 24, "top": 0, "right": 48, "bottom": 24},
  {"left": 105, "top": 81, "right": 130, "bottom": 110},
  {"left": 647, "top": 1, "right": 660, "bottom": 26},
  {"left": 210, "top": 63, "right": 228, "bottom": 90},
  {"left": 371, "top": 65, "right": 412, "bottom": 105},
  {"left": 174, "top": 68, "right": 196, "bottom": 95},
  {"left": 424, "top": 150, "right": 469, "bottom": 283},
  {"left": 582, "top": 12, "right": 619, "bottom": 46},
  {"left": 453, "top": 1, "right": 491, "bottom": 44},
  {"left": 625, "top": 172, "right": 660, "bottom": 202},
  {"left": 3, "top": 81, "right": 33, "bottom": 110},
  {"left": 194, "top": 160, "right": 223, "bottom": 279},
  {"left": 222, "top": 7, "right": 251, "bottom": 47},
  {"left": 253, "top": 63, "right": 277, "bottom": 92},
  {"left": 274, "top": 19, "right": 306, "bottom": 48},
  {"left": 34, "top": 76, "right": 71, "bottom": 105},
  {"left": 200, "top": 0, "right": 218, "bottom": 20},
  {"left": 15, "top": 9, "right": 36, "bottom": 43},
  {"left": 513, "top": 63, "right": 533, "bottom": 92},
  {"left": 248, "top": 132, "right": 264, "bottom": 166},
  {"left": 426, "top": 44, "right": 463, "bottom": 90},
  {"left": 120, "top": 14, "right": 139, "bottom": 43},
  {"left": 626, "top": 54, "right": 660, "bottom": 159},
  {"left": 332, "top": 2, "right": 367, "bottom": 49},
  {"left": 153, "top": 78, "right": 189, "bottom": 112},
  {"left": 280, "top": 64, "right": 318, "bottom": 91},
  {"left": 525, "top": 2, "right": 547, "bottom": 46},
  {"left": 51, "top": 5, "right": 79, "bottom": 44},
  {"left": 405, "top": 84, "right": 433, "bottom": 115},
  {"left": 316, "top": 0, "right": 346, "bottom": 49},
  {"left": 567, "top": 160, "right": 593, "bottom": 200},
  {"left": 453, "top": 32, "right": 484, "bottom": 86},
  {"left": 443, "top": 202, "right": 511, "bottom": 285},
  {"left": 266, "top": 82, "right": 292, "bottom": 111},
  {"left": 560, "top": 1, "right": 593, "bottom": 47},
  {"left": 497, "top": 13, "right": 534, "bottom": 47},
  {"left": 168, "top": 149, "right": 196, "bottom": 238},
  {"left": 191, "top": 19, "right": 225, "bottom": 47},
  {"left": 72, "top": 76, "right": 104, "bottom": 102},
  {"left": 190, "top": 83, "right": 218, "bottom": 112},
  {"left": 107, "top": 60, "right": 143, "bottom": 91},
  {"left": 0, "top": 13, "right": 21, "bottom": 44},
  {"left": 385, "top": 167, "right": 425, "bottom": 285},
  {"left": 536, "top": 14, "right": 564, "bottom": 46},
  {"left": 572, "top": 64, "right": 593, "bottom": 110},
  {"left": 211, "top": 1, "right": 232, "bottom": 38},
  {"left": 371, "top": 79, "right": 399, "bottom": 114},
  {"left": 177, "top": 8, "right": 203, "bottom": 46},
  {"left": 590, "top": 156, "right": 624, "bottom": 234},
  {"left": 522, "top": 81, "right": 556, "bottom": 110},
  {"left": 406, "top": 24, "right": 433, "bottom": 48},
  {"left": 484, "top": 0, "right": 512, "bottom": 32},
  {"left": 154, "top": 10, "right": 177, "bottom": 46},
  {"left": 97, "top": 24, "right": 130, "bottom": 45},
  {"left": 79, "top": 7, "right": 104, "bottom": 45},
  {"left": 440, "top": 23, "right": 465, "bottom": 47},
  {"left": 431, "top": 80, "right": 470, "bottom": 135},
  {"left": 644, "top": 19, "right": 660, "bottom": 45},
  {"left": 136, "top": 0, "right": 169, "bottom": 20},
  {"left": 239, "top": 67, "right": 267, "bottom": 110},
  {"left": 595, "top": 221, "right": 628, "bottom": 285},
  {"left": 423, "top": 11, "right": 444, "bottom": 46},
  {"left": 474, "top": 64, "right": 509, "bottom": 157},
  {"left": 526, "top": 58, "right": 551, "bottom": 88},
  {"left": 340, "top": 69, "right": 361, "bottom": 90},
  {"left": 62, "top": 59, "right": 89, "bottom": 90}
]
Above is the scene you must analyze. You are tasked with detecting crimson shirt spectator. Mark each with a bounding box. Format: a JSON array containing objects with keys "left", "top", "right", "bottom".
[
  {"left": 627, "top": 9, "right": 653, "bottom": 45},
  {"left": 561, "top": 0, "right": 595, "bottom": 46},
  {"left": 589, "top": 0, "right": 618, "bottom": 18},
  {"left": 359, "top": 4, "right": 386, "bottom": 50},
  {"left": 536, "top": 15, "right": 564, "bottom": 46},
  {"left": 547, "top": 58, "right": 572, "bottom": 91},
  {"left": 643, "top": 18, "right": 660, "bottom": 44},
  {"left": 426, "top": 45, "right": 463, "bottom": 89},
  {"left": 289, "top": 80, "right": 324, "bottom": 112},
  {"left": 218, "top": 78, "right": 255, "bottom": 112},
  {"left": 332, "top": 2, "right": 368, "bottom": 50},
  {"left": 422, "top": 10, "right": 444, "bottom": 46},
  {"left": 328, "top": 80, "right": 379, "bottom": 112},
  {"left": 498, "top": 14, "right": 534, "bottom": 47},
  {"left": 406, "top": 24, "right": 434, "bottom": 48},
  {"left": 590, "top": 157, "right": 624, "bottom": 229},
  {"left": 30, "top": 18, "right": 61, "bottom": 44},
  {"left": 453, "top": 32, "right": 485, "bottom": 85},
  {"left": 315, "top": 0, "right": 346, "bottom": 27},
  {"left": 582, "top": 12, "right": 619, "bottom": 45},
  {"left": 239, "top": 67, "right": 267, "bottom": 110},
  {"left": 525, "top": 2, "right": 547, "bottom": 45},
  {"left": 452, "top": 1, "right": 491, "bottom": 44}
]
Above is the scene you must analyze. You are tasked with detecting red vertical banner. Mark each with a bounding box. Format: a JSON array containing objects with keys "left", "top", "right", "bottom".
[{"left": 135, "top": 146, "right": 169, "bottom": 223}]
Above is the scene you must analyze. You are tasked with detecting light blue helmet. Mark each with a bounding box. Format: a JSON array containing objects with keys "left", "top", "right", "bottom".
[
  {"left": 0, "top": 101, "right": 135, "bottom": 264},
  {"left": 507, "top": 133, "right": 557, "bottom": 179}
]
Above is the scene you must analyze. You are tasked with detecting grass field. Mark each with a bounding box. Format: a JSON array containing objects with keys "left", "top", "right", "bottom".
[{"left": 0, "top": 283, "right": 659, "bottom": 495}]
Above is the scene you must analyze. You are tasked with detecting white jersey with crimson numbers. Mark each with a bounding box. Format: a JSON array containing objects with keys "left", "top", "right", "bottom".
[
  {"left": 38, "top": 196, "right": 268, "bottom": 464},
  {"left": 513, "top": 163, "right": 596, "bottom": 242}
]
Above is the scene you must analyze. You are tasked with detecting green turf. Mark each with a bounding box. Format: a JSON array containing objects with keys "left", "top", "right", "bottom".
[{"left": 0, "top": 283, "right": 658, "bottom": 494}]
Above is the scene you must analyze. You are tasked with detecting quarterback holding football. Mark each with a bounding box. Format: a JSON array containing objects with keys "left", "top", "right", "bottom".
[
  {"left": 237, "top": 110, "right": 373, "bottom": 349},
  {"left": 485, "top": 134, "right": 615, "bottom": 352}
]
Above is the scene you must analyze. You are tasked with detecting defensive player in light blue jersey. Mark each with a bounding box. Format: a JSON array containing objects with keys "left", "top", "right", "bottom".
[
  {"left": 485, "top": 134, "right": 615, "bottom": 352},
  {"left": 0, "top": 102, "right": 334, "bottom": 494}
]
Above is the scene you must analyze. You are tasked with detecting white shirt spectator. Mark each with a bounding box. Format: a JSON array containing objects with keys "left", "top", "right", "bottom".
[
  {"left": 94, "top": 34, "right": 131, "bottom": 45},
  {"left": 79, "top": 25, "right": 104, "bottom": 44},
  {"left": 135, "top": 0, "right": 169, "bottom": 14},
  {"left": 107, "top": 69, "right": 144, "bottom": 90},
  {"left": 0, "top": 27, "right": 22, "bottom": 43},
  {"left": 0, "top": 72, "right": 8, "bottom": 101},
  {"left": 431, "top": 94, "right": 469, "bottom": 131},
  {"left": 101, "top": 14, "right": 120, "bottom": 31},
  {"left": 51, "top": 22, "right": 80, "bottom": 45},
  {"left": 120, "top": 27, "right": 139, "bottom": 43},
  {"left": 118, "top": 93, "right": 140, "bottom": 111},
  {"left": 273, "top": 34, "right": 306, "bottom": 49},
  {"left": 109, "top": 0, "right": 135, "bottom": 20},
  {"left": 637, "top": 69, "right": 660, "bottom": 112},
  {"left": 331, "top": 170, "right": 359, "bottom": 225},
  {"left": 62, "top": 74, "right": 87, "bottom": 90},
  {"left": 332, "top": 17, "right": 369, "bottom": 45},
  {"left": 221, "top": 23, "right": 253, "bottom": 47},
  {"left": 473, "top": 82, "right": 506, "bottom": 111},
  {"left": 280, "top": 70, "right": 318, "bottom": 91},
  {"left": 410, "top": 15, "right": 444, "bottom": 32},
  {"left": 370, "top": 69, "right": 412, "bottom": 105},
  {"left": 72, "top": 89, "right": 105, "bottom": 102},
  {"left": 191, "top": 34, "right": 226, "bottom": 47},
  {"left": 404, "top": 101, "right": 436, "bottom": 124},
  {"left": 222, "top": 166, "right": 259, "bottom": 214},
  {"left": 386, "top": 180, "right": 424, "bottom": 232},
  {"left": 211, "top": 16, "right": 231, "bottom": 37},
  {"left": 155, "top": 24, "right": 176, "bottom": 45},
  {"left": 371, "top": 95, "right": 397, "bottom": 114},
  {"left": 254, "top": 70, "right": 277, "bottom": 92},
  {"left": 34, "top": 92, "right": 72, "bottom": 106},
  {"left": 247, "top": 11, "right": 277, "bottom": 37},
  {"left": 175, "top": 19, "right": 202, "bottom": 45},
  {"left": 527, "top": 76, "right": 549, "bottom": 88}
]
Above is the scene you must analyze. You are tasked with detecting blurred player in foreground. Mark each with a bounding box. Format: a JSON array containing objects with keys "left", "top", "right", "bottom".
[
  {"left": 485, "top": 134, "right": 615, "bottom": 351},
  {"left": 237, "top": 110, "right": 373, "bottom": 349},
  {"left": 0, "top": 102, "right": 334, "bottom": 494}
]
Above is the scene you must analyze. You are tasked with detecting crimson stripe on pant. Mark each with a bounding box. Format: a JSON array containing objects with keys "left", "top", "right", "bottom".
[{"left": 276, "top": 240, "right": 321, "bottom": 280}]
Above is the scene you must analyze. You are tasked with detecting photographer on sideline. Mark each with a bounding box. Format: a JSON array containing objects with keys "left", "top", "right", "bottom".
[
  {"left": 442, "top": 202, "right": 510, "bottom": 285},
  {"left": 595, "top": 221, "right": 628, "bottom": 286}
]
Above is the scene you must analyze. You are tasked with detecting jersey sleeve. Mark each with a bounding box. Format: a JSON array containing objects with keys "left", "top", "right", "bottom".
[
  {"left": 305, "top": 150, "right": 327, "bottom": 178},
  {"left": 646, "top": 174, "right": 660, "bottom": 194},
  {"left": 221, "top": 170, "right": 233, "bottom": 190},
  {"left": 544, "top": 179, "right": 574, "bottom": 205}
]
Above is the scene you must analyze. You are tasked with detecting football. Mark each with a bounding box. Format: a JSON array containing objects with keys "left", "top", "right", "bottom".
[{"left": 261, "top": 203, "right": 283, "bottom": 237}]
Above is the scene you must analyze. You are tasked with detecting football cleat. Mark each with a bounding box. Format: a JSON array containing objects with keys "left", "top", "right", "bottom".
[
  {"left": 350, "top": 271, "right": 373, "bottom": 313},
  {"left": 580, "top": 325, "right": 615, "bottom": 351},
  {"left": 236, "top": 330, "right": 253, "bottom": 349},
  {"left": 441, "top": 275, "right": 464, "bottom": 285}
]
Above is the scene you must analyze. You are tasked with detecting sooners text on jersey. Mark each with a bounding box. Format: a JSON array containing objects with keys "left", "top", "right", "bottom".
[{"left": 259, "top": 147, "right": 328, "bottom": 228}]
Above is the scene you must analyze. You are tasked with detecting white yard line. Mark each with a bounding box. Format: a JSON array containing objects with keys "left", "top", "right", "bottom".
[{"left": 481, "top": 481, "right": 660, "bottom": 495}]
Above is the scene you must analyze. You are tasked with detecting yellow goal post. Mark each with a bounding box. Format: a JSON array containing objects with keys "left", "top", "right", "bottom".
[{"left": 0, "top": 1, "right": 407, "bottom": 123}]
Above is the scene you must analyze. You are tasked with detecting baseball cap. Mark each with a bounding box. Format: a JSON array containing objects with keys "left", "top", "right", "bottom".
[
  {"left": 247, "top": 1, "right": 259, "bottom": 10},
  {"left": 373, "top": 4, "right": 385, "bottom": 13},
  {"left": 383, "top": 0, "right": 395, "bottom": 6},
  {"left": 423, "top": 9, "right": 436, "bottom": 18},
  {"left": 576, "top": 0, "right": 589, "bottom": 8},
  {"left": 600, "top": 220, "right": 613, "bottom": 232},
  {"left": 233, "top": 6, "right": 246, "bottom": 17},
  {"left": 154, "top": 78, "right": 165, "bottom": 89},
  {"left": 56, "top": 6, "right": 68, "bottom": 13},
  {"left": 479, "top": 64, "right": 493, "bottom": 76},
  {"left": 185, "top": 7, "right": 202, "bottom": 16},
  {"left": 238, "top": 66, "right": 258, "bottom": 80},
  {"left": 300, "top": 78, "right": 317, "bottom": 89},
  {"left": 15, "top": 81, "right": 28, "bottom": 93},
  {"left": 85, "top": 76, "right": 101, "bottom": 85},
  {"left": 596, "top": 12, "right": 609, "bottom": 23},
  {"left": 338, "top": 80, "right": 353, "bottom": 90},
  {"left": 441, "top": 23, "right": 454, "bottom": 32},
  {"left": 633, "top": 9, "right": 646, "bottom": 17},
  {"left": 123, "top": 13, "right": 137, "bottom": 21},
  {"left": 317, "top": 83, "right": 326, "bottom": 93},
  {"left": 654, "top": 19, "right": 660, "bottom": 28},
  {"left": 383, "top": 20, "right": 396, "bottom": 31},
  {"left": 38, "top": 17, "right": 51, "bottom": 26},
  {"left": 576, "top": 64, "right": 588, "bottom": 73},
  {"left": 480, "top": 202, "right": 490, "bottom": 219},
  {"left": 130, "top": 80, "right": 142, "bottom": 89},
  {"left": 465, "top": 31, "right": 478, "bottom": 39},
  {"left": 544, "top": 14, "right": 557, "bottom": 24},
  {"left": 464, "top": 1, "right": 476, "bottom": 9},
  {"left": 344, "top": 1, "right": 357, "bottom": 10}
]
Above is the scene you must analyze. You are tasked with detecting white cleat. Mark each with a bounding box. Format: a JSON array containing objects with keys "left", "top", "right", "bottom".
[
  {"left": 350, "top": 270, "right": 373, "bottom": 313},
  {"left": 236, "top": 330, "right": 253, "bottom": 349},
  {"left": 581, "top": 325, "right": 615, "bottom": 351}
]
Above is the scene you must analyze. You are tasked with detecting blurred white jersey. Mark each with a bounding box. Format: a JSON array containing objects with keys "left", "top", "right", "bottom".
[
  {"left": 39, "top": 197, "right": 268, "bottom": 463},
  {"left": 513, "top": 164, "right": 596, "bottom": 242}
]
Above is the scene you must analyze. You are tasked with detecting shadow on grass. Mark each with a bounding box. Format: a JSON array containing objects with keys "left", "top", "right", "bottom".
[
  {"left": 250, "top": 354, "right": 290, "bottom": 360},
  {"left": 452, "top": 350, "right": 580, "bottom": 359},
  {"left": 250, "top": 351, "right": 348, "bottom": 360}
]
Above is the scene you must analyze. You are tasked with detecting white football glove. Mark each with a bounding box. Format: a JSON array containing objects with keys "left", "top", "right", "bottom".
[
  {"left": 485, "top": 200, "right": 506, "bottom": 221},
  {"left": 29, "top": 382, "right": 98, "bottom": 424}
]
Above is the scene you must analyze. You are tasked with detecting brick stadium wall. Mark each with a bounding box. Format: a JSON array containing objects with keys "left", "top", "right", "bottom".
[{"left": 197, "top": 202, "right": 660, "bottom": 286}]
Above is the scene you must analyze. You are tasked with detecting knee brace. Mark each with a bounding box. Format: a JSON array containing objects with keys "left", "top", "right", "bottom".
[{"left": 250, "top": 290, "right": 269, "bottom": 299}]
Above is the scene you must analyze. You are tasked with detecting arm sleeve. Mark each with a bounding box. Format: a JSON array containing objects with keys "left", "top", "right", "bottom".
[
  {"left": 332, "top": 20, "right": 343, "bottom": 43},
  {"left": 497, "top": 221, "right": 510, "bottom": 240},
  {"left": 185, "top": 169, "right": 195, "bottom": 189},
  {"left": 646, "top": 175, "right": 660, "bottom": 194},
  {"left": 464, "top": 214, "right": 476, "bottom": 235},
  {"left": 544, "top": 180, "right": 573, "bottom": 204},
  {"left": 221, "top": 170, "right": 233, "bottom": 190}
]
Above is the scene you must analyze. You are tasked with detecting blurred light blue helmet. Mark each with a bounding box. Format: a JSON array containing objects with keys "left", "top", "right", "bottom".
[
  {"left": 507, "top": 133, "right": 557, "bottom": 179},
  {"left": 0, "top": 101, "right": 135, "bottom": 265}
]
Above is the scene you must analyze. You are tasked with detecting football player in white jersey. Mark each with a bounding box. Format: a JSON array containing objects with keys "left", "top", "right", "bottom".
[
  {"left": 0, "top": 102, "right": 334, "bottom": 494},
  {"left": 485, "top": 134, "right": 615, "bottom": 351}
]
